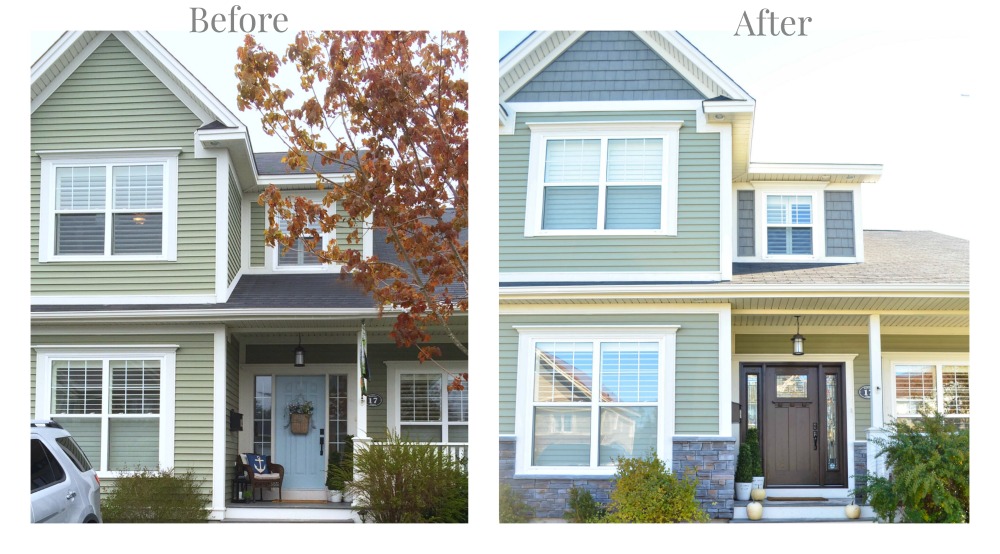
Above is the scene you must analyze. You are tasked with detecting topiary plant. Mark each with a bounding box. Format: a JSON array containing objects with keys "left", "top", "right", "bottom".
[
  {"left": 735, "top": 442, "right": 753, "bottom": 483},
  {"left": 745, "top": 427, "right": 763, "bottom": 477}
]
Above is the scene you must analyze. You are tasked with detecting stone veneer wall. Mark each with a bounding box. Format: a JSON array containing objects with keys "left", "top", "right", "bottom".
[
  {"left": 499, "top": 436, "right": 736, "bottom": 520},
  {"left": 672, "top": 437, "right": 736, "bottom": 519},
  {"left": 853, "top": 441, "right": 868, "bottom": 501}
]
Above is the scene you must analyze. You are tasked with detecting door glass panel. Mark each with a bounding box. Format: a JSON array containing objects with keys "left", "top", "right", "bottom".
[
  {"left": 825, "top": 374, "right": 838, "bottom": 471},
  {"left": 254, "top": 376, "right": 272, "bottom": 457},
  {"left": 328, "top": 374, "right": 349, "bottom": 454},
  {"left": 776, "top": 373, "right": 808, "bottom": 398},
  {"left": 747, "top": 374, "right": 758, "bottom": 428}
]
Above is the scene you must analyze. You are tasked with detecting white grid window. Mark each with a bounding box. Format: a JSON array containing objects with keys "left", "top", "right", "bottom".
[
  {"left": 397, "top": 371, "right": 468, "bottom": 444},
  {"left": 48, "top": 357, "right": 161, "bottom": 471},
  {"left": 766, "top": 195, "right": 813, "bottom": 255},
  {"left": 894, "top": 363, "right": 969, "bottom": 425}
]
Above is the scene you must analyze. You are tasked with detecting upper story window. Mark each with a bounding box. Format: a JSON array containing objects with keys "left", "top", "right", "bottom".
[
  {"left": 265, "top": 193, "right": 341, "bottom": 272},
  {"left": 766, "top": 195, "right": 813, "bottom": 255},
  {"left": 736, "top": 184, "right": 860, "bottom": 263},
  {"left": 525, "top": 122, "right": 681, "bottom": 237},
  {"left": 38, "top": 149, "right": 180, "bottom": 263}
]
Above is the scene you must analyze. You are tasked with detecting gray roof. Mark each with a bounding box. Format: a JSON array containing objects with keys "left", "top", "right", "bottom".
[
  {"left": 253, "top": 152, "right": 357, "bottom": 176},
  {"left": 733, "top": 231, "right": 968, "bottom": 285}
]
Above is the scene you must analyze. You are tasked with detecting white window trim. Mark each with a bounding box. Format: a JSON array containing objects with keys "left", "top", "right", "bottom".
[
  {"left": 263, "top": 191, "right": 343, "bottom": 273},
  {"left": 33, "top": 345, "right": 177, "bottom": 478},
  {"left": 37, "top": 149, "right": 180, "bottom": 263},
  {"left": 524, "top": 121, "right": 681, "bottom": 237},
  {"left": 513, "top": 325, "right": 678, "bottom": 478},
  {"left": 881, "top": 352, "right": 970, "bottom": 424},
  {"left": 734, "top": 182, "right": 864, "bottom": 263},
  {"left": 385, "top": 361, "right": 468, "bottom": 444}
]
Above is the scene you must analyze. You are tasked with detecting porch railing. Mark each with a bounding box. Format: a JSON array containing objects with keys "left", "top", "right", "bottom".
[{"left": 353, "top": 437, "right": 468, "bottom": 473}]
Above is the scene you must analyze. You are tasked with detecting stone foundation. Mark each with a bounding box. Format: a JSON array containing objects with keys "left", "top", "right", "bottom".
[{"left": 499, "top": 435, "right": 736, "bottom": 520}]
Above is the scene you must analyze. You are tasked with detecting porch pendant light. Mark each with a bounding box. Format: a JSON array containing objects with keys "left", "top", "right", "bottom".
[
  {"left": 294, "top": 334, "right": 306, "bottom": 367},
  {"left": 791, "top": 316, "right": 806, "bottom": 356}
]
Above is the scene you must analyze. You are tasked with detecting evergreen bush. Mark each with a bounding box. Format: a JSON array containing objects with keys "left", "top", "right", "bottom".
[
  {"left": 603, "top": 453, "right": 709, "bottom": 523},
  {"left": 735, "top": 442, "right": 753, "bottom": 483},
  {"left": 859, "top": 411, "right": 969, "bottom": 523},
  {"left": 745, "top": 427, "right": 763, "bottom": 476},
  {"left": 101, "top": 468, "right": 210, "bottom": 523},
  {"left": 563, "top": 486, "right": 604, "bottom": 522}
]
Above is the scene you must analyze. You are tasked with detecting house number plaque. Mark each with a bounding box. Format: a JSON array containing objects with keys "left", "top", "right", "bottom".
[
  {"left": 857, "top": 385, "right": 871, "bottom": 400},
  {"left": 366, "top": 393, "right": 383, "bottom": 407}
]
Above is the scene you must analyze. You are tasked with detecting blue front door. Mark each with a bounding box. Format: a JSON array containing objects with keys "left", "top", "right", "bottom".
[{"left": 275, "top": 375, "right": 326, "bottom": 489}]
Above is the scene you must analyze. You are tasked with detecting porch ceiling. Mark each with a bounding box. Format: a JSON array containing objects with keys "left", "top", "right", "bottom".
[{"left": 734, "top": 313, "right": 968, "bottom": 330}]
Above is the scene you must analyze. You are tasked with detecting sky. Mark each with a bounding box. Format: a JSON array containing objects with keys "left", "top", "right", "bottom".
[{"left": 13, "top": 0, "right": 995, "bottom": 547}]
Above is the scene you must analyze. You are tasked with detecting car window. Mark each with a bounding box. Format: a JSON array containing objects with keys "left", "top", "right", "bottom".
[
  {"left": 56, "top": 436, "right": 93, "bottom": 472},
  {"left": 31, "top": 438, "right": 66, "bottom": 492}
]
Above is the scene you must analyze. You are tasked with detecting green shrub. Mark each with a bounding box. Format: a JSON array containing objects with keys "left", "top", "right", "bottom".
[
  {"left": 735, "top": 442, "right": 753, "bottom": 483},
  {"left": 344, "top": 430, "right": 467, "bottom": 523},
  {"left": 563, "top": 486, "right": 604, "bottom": 522},
  {"left": 745, "top": 427, "right": 763, "bottom": 476},
  {"left": 499, "top": 483, "right": 533, "bottom": 523},
  {"left": 603, "top": 453, "right": 709, "bottom": 523},
  {"left": 101, "top": 468, "right": 210, "bottom": 523},
  {"left": 858, "top": 411, "right": 969, "bottom": 523}
]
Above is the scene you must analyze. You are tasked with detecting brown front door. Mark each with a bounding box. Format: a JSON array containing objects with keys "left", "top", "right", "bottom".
[{"left": 742, "top": 363, "right": 846, "bottom": 487}]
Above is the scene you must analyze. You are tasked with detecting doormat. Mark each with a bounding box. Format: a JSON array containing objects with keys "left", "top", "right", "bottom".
[
  {"left": 766, "top": 497, "right": 829, "bottom": 501},
  {"left": 269, "top": 500, "right": 329, "bottom": 504}
]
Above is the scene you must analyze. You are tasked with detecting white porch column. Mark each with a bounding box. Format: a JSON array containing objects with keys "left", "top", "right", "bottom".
[
  {"left": 866, "top": 314, "right": 887, "bottom": 477},
  {"left": 356, "top": 327, "right": 369, "bottom": 440}
]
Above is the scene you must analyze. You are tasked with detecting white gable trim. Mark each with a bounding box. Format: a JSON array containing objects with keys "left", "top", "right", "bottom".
[
  {"left": 31, "top": 31, "right": 110, "bottom": 114},
  {"left": 500, "top": 31, "right": 586, "bottom": 103}
]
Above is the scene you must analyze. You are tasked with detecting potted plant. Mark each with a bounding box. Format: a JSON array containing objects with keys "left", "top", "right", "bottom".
[
  {"left": 326, "top": 454, "right": 344, "bottom": 503},
  {"left": 745, "top": 427, "right": 764, "bottom": 490},
  {"left": 735, "top": 441, "right": 753, "bottom": 501},
  {"left": 340, "top": 435, "right": 355, "bottom": 502},
  {"left": 287, "top": 399, "right": 314, "bottom": 435}
]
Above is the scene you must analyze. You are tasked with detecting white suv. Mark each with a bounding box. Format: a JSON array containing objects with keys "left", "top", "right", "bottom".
[{"left": 30, "top": 420, "right": 102, "bottom": 523}]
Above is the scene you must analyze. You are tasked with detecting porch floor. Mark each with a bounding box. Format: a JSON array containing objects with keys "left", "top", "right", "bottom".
[{"left": 222, "top": 500, "right": 357, "bottom": 523}]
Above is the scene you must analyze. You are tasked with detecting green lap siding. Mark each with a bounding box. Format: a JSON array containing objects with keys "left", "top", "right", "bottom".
[
  {"left": 31, "top": 331, "right": 217, "bottom": 497},
  {"left": 499, "top": 311, "right": 721, "bottom": 435},
  {"left": 499, "top": 111, "right": 721, "bottom": 275},
  {"left": 31, "top": 35, "right": 216, "bottom": 296}
]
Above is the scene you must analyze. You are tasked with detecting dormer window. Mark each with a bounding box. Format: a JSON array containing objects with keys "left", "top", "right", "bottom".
[
  {"left": 735, "top": 183, "right": 862, "bottom": 263},
  {"left": 766, "top": 195, "right": 813, "bottom": 256}
]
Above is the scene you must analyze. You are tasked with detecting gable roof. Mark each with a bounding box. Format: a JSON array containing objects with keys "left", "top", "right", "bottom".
[
  {"left": 500, "top": 31, "right": 752, "bottom": 103},
  {"left": 32, "top": 31, "right": 245, "bottom": 130}
]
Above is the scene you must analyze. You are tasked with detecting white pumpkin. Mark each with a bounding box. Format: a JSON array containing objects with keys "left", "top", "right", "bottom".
[
  {"left": 845, "top": 503, "right": 861, "bottom": 519},
  {"left": 747, "top": 500, "right": 764, "bottom": 520},
  {"left": 750, "top": 488, "right": 766, "bottom": 501}
]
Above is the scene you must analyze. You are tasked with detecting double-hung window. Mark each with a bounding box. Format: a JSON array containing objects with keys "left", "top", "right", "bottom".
[
  {"left": 515, "top": 327, "right": 677, "bottom": 475},
  {"left": 525, "top": 122, "right": 681, "bottom": 236},
  {"left": 38, "top": 150, "right": 180, "bottom": 262},
  {"left": 766, "top": 194, "right": 813, "bottom": 255},
  {"left": 33, "top": 347, "right": 176, "bottom": 475},
  {"left": 388, "top": 362, "right": 469, "bottom": 444},
  {"left": 266, "top": 193, "right": 340, "bottom": 272}
]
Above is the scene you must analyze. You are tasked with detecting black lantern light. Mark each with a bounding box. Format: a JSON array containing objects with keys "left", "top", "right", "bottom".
[
  {"left": 294, "top": 334, "right": 306, "bottom": 367},
  {"left": 791, "top": 316, "right": 805, "bottom": 356}
]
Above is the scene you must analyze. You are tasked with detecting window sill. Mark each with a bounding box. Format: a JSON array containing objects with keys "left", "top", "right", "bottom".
[{"left": 41, "top": 254, "right": 174, "bottom": 263}]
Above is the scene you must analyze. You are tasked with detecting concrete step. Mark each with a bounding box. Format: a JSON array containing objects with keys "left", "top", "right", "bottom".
[{"left": 732, "top": 498, "right": 875, "bottom": 522}]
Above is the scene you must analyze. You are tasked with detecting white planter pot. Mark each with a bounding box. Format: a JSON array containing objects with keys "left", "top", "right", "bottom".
[
  {"left": 747, "top": 501, "right": 764, "bottom": 520},
  {"left": 329, "top": 490, "right": 343, "bottom": 503},
  {"left": 735, "top": 482, "right": 752, "bottom": 501},
  {"left": 752, "top": 476, "right": 764, "bottom": 489}
]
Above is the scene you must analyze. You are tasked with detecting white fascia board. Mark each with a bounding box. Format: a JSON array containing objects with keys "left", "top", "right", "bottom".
[
  {"left": 499, "top": 283, "right": 969, "bottom": 298},
  {"left": 31, "top": 32, "right": 108, "bottom": 112},
  {"left": 31, "top": 31, "right": 78, "bottom": 81},
  {"left": 500, "top": 31, "right": 585, "bottom": 102},
  {"left": 703, "top": 100, "right": 755, "bottom": 113},
  {"left": 31, "top": 308, "right": 389, "bottom": 322},
  {"left": 660, "top": 31, "right": 754, "bottom": 101},
  {"left": 749, "top": 162, "right": 883, "bottom": 177}
]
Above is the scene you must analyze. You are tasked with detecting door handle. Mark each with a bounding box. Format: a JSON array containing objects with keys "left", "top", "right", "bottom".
[
  {"left": 66, "top": 491, "right": 77, "bottom": 500},
  {"left": 319, "top": 428, "right": 325, "bottom": 456},
  {"left": 813, "top": 430, "right": 819, "bottom": 450}
]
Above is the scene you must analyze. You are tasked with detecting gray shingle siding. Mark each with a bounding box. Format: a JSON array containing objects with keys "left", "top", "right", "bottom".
[
  {"left": 737, "top": 190, "right": 755, "bottom": 256},
  {"left": 824, "top": 191, "right": 855, "bottom": 257},
  {"left": 508, "top": 31, "right": 705, "bottom": 102}
]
